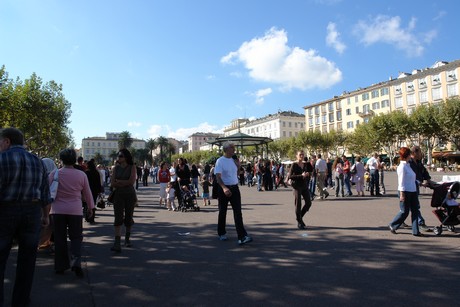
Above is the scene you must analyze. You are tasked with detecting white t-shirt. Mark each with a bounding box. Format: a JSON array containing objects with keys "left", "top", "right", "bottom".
[
  {"left": 315, "top": 158, "right": 327, "bottom": 172},
  {"left": 170, "top": 167, "right": 177, "bottom": 182},
  {"left": 367, "top": 157, "right": 378, "bottom": 170},
  {"left": 214, "top": 156, "right": 238, "bottom": 185}
]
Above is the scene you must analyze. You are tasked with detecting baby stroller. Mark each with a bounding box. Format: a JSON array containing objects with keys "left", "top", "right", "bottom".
[
  {"left": 430, "top": 181, "right": 460, "bottom": 235},
  {"left": 178, "top": 184, "right": 200, "bottom": 212}
]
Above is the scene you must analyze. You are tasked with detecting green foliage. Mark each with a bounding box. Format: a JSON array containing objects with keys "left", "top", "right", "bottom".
[
  {"left": 438, "top": 97, "right": 460, "bottom": 150},
  {"left": 118, "top": 131, "right": 133, "bottom": 149},
  {"left": 0, "top": 66, "right": 72, "bottom": 158}
]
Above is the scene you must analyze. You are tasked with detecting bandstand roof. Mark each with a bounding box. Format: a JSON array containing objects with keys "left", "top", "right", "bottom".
[{"left": 208, "top": 132, "right": 273, "bottom": 148}]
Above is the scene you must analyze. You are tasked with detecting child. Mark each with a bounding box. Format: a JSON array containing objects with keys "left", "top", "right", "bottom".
[
  {"left": 166, "top": 182, "right": 176, "bottom": 211},
  {"left": 200, "top": 175, "right": 211, "bottom": 206},
  {"left": 364, "top": 171, "right": 370, "bottom": 192}
]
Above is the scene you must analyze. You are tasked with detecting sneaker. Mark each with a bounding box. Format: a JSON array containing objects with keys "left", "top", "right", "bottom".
[
  {"left": 388, "top": 224, "right": 397, "bottom": 234},
  {"left": 238, "top": 235, "right": 253, "bottom": 245},
  {"left": 401, "top": 222, "right": 410, "bottom": 228},
  {"left": 419, "top": 224, "right": 431, "bottom": 232},
  {"left": 218, "top": 235, "right": 228, "bottom": 241}
]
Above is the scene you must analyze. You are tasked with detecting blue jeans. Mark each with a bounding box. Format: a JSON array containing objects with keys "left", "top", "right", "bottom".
[
  {"left": 370, "top": 169, "right": 380, "bottom": 195},
  {"left": 390, "top": 191, "right": 420, "bottom": 235},
  {"left": 0, "top": 203, "right": 42, "bottom": 307},
  {"left": 257, "top": 174, "right": 263, "bottom": 191},
  {"left": 344, "top": 173, "right": 352, "bottom": 195}
]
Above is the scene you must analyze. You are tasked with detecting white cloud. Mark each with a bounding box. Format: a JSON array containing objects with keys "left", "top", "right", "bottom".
[
  {"left": 326, "top": 22, "right": 346, "bottom": 54},
  {"left": 147, "top": 122, "right": 223, "bottom": 141},
  {"left": 127, "top": 121, "right": 141, "bottom": 127},
  {"left": 353, "top": 15, "right": 437, "bottom": 57},
  {"left": 206, "top": 75, "right": 216, "bottom": 80},
  {"left": 221, "top": 27, "right": 342, "bottom": 91},
  {"left": 433, "top": 10, "right": 446, "bottom": 21},
  {"left": 253, "top": 88, "right": 273, "bottom": 105}
]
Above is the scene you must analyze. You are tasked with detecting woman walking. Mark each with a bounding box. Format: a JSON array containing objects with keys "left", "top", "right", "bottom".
[
  {"left": 332, "top": 157, "right": 344, "bottom": 197},
  {"left": 50, "top": 149, "right": 94, "bottom": 277},
  {"left": 110, "top": 148, "right": 137, "bottom": 252},
  {"left": 287, "top": 150, "right": 313, "bottom": 229},
  {"left": 388, "top": 147, "right": 422, "bottom": 236}
]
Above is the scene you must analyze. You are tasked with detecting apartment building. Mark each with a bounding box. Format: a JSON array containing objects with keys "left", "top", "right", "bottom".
[
  {"left": 223, "top": 111, "right": 305, "bottom": 140},
  {"left": 81, "top": 132, "right": 146, "bottom": 161},
  {"left": 304, "top": 59, "right": 460, "bottom": 134},
  {"left": 188, "top": 132, "right": 221, "bottom": 152}
]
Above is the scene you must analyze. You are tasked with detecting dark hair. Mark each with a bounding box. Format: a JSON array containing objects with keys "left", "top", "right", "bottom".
[
  {"left": 0, "top": 127, "right": 24, "bottom": 145},
  {"left": 59, "top": 148, "right": 77, "bottom": 165},
  {"left": 86, "top": 160, "right": 96, "bottom": 171},
  {"left": 119, "top": 148, "right": 134, "bottom": 165},
  {"left": 399, "top": 147, "right": 411, "bottom": 160}
]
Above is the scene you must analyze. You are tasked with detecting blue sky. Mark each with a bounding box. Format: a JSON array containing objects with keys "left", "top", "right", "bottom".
[{"left": 1, "top": 0, "right": 458, "bottom": 147}]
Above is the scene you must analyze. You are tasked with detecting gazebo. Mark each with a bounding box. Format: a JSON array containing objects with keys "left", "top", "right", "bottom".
[{"left": 208, "top": 132, "right": 273, "bottom": 158}]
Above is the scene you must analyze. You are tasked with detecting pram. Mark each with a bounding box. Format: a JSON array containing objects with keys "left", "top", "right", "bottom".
[
  {"left": 430, "top": 181, "right": 460, "bottom": 235},
  {"left": 178, "top": 184, "right": 200, "bottom": 212}
]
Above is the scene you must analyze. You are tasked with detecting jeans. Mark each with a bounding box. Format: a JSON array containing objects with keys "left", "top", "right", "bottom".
[
  {"left": 344, "top": 172, "right": 352, "bottom": 195},
  {"left": 192, "top": 177, "right": 199, "bottom": 194},
  {"left": 257, "top": 174, "right": 263, "bottom": 191},
  {"left": 369, "top": 169, "right": 380, "bottom": 195},
  {"left": 335, "top": 176, "right": 344, "bottom": 196},
  {"left": 390, "top": 191, "right": 420, "bottom": 235},
  {"left": 0, "top": 203, "right": 41, "bottom": 307},
  {"left": 217, "top": 185, "right": 247, "bottom": 240}
]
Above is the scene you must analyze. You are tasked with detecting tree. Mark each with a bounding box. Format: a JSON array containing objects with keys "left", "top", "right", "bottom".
[
  {"left": 93, "top": 152, "right": 104, "bottom": 165},
  {"left": 0, "top": 67, "right": 73, "bottom": 157},
  {"left": 118, "top": 131, "right": 133, "bottom": 149},
  {"left": 438, "top": 97, "right": 460, "bottom": 151},
  {"left": 156, "top": 136, "right": 169, "bottom": 162},
  {"left": 146, "top": 138, "right": 157, "bottom": 160}
]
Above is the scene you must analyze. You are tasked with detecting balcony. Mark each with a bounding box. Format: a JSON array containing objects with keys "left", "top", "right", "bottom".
[{"left": 357, "top": 110, "right": 375, "bottom": 118}]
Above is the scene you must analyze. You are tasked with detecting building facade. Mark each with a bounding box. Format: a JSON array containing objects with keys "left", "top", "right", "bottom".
[
  {"left": 304, "top": 59, "right": 460, "bottom": 134},
  {"left": 223, "top": 111, "right": 305, "bottom": 140},
  {"left": 81, "top": 132, "right": 146, "bottom": 161},
  {"left": 188, "top": 132, "right": 221, "bottom": 152}
]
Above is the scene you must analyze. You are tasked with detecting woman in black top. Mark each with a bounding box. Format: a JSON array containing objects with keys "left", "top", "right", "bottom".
[
  {"left": 287, "top": 150, "right": 313, "bottom": 229},
  {"left": 85, "top": 160, "right": 102, "bottom": 224}
]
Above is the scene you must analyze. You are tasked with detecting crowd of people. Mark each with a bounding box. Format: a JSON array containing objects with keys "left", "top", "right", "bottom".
[{"left": 1, "top": 126, "right": 455, "bottom": 306}]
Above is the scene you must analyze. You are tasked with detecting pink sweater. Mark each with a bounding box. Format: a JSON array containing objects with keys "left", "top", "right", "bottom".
[{"left": 49, "top": 167, "right": 95, "bottom": 216}]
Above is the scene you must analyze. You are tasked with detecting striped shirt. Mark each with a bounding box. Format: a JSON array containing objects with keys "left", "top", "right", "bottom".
[{"left": 0, "top": 145, "right": 50, "bottom": 205}]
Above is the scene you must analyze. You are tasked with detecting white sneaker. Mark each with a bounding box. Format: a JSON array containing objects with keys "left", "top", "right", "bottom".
[
  {"left": 238, "top": 235, "right": 253, "bottom": 245},
  {"left": 219, "top": 235, "right": 228, "bottom": 241}
]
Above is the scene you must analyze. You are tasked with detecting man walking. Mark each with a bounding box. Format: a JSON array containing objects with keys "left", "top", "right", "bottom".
[
  {"left": 315, "top": 154, "right": 329, "bottom": 199},
  {"left": 0, "top": 128, "right": 50, "bottom": 307},
  {"left": 214, "top": 142, "right": 252, "bottom": 245},
  {"left": 366, "top": 153, "right": 382, "bottom": 196}
]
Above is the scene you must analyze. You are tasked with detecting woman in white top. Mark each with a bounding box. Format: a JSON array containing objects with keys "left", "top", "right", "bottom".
[
  {"left": 388, "top": 147, "right": 422, "bottom": 236},
  {"left": 354, "top": 156, "right": 366, "bottom": 196}
]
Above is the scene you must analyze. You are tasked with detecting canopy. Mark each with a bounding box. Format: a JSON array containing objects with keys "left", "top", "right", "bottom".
[{"left": 208, "top": 132, "right": 273, "bottom": 157}]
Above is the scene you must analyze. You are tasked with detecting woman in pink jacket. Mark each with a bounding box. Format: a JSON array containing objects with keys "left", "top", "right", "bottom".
[{"left": 50, "top": 149, "right": 94, "bottom": 277}]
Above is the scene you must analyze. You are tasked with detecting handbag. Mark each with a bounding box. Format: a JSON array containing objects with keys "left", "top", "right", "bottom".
[
  {"left": 107, "top": 189, "right": 116, "bottom": 203},
  {"left": 96, "top": 193, "right": 106, "bottom": 209}
]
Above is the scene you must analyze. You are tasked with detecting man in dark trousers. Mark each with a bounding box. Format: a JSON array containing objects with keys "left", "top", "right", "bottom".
[{"left": 0, "top": 128, "right": 50, "bottom": 307}]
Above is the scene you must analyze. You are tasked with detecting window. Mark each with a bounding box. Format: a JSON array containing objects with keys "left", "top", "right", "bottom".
[
  {"left": 328, "top": 102, "right": 334, "bottom": 111},
  {"left": 283, "top": 131, "right": 286, "bottom": 137},
  {"left": 322, "top": 125, "right": 327, "bottom": 133},
  {"left": 308, "top": 118, "right": 313, "bottom": 126},
  {"left": 308, "top": 109, "right": 312, "bottom": 117},
  {"left": 362, "top": 93, "right": 369, "bottom": 101},
  {"left": 363, "top": 104, "right": 370, "bottom": 113},
  {"left": 394, "top": 86, "right": 402, "bottom": 95},
  {"left": 406, "top": 82, "right": 414, "bottom": 92},
  {"left": 407, "top": 108, "right": 415, "bottom": 115},
  {"left": 431, "top": 74, "right": 441, "bottom": 85},
  {"left": 289, "top": 131, "right": 292, "bottom": 137},
  {"left": 395, "top": 96, "right": 403, "bottom": 109},
  {"left": 447, "top": 70, "right": 457, "bottom": 80},
  {"left": 287, "top": 122, "right": 291, "bottom": 128},
  {"left": 336, "top": 123, "right": 342, "bottom": 131},
  {"left": 346, "top": 108, "right": 351, "bottom": 115},
  {"left": 322, "top": 114, "right": 327, "bottom": 124},
  {"left": 336, "top": 110, "right": 342, "bottom": 121},
  {"left": 315, "top": 117, "right": 320, "bottom": 125},
  {"left": 371, "top": 90, "right": 379, "bottom": 98},
  {"left": 329, "top": 123, "right": 334, "bottom": 131},
  {"left": 347, "top": 121, "right": 354, "bottom": 129},
  {"left": 347, "top": 98, "right": 351, "bottom": 105},
  {"left": 336, "top": 100, "right": 342, "bottom": 109},
  {"left": 356, "top": 119, "right": 360, "bottom": 126},
  {"left": 321, "top": 104, "right": 326, "bottom": 113},
  {"left": 432, "top": 87, "right": 442, "bottom": 100},
  {"left": 355, "top": 106, "right": 359, "bottom": 113},
  {"left": 294, "top": 123, "right": 297, "bottom": 128},
  {"left": 381, "top": 99, "right": 390, "bottom": 108},
  {"left": 418, "top": 78, "right": 427, "bottom": 88},
  {"left": 283, "top": 121, "right": 286, "bottom": 127},
  {"left": 314, "top": 106, "right": 320, "bottom": 115},
  {"left": 380, "top": 87, "right": 389, "bottom": 96},
  {"left": 372, "top": 102, "right": 380, "bottom": 110},
  {"left": 406, "top": 93, "right": 415, "bottom": 106},
  {"left": 447, "top": 84, "right": 458, "bottom": 97},
  {"left": 364, "top": 118, "right": 370, "bottom": 124},
  {"left": 329, "top": 113, "right": 334, "bottom": 123},
  {"left": 300, "top": 123, "right": 304, "bottom": 129},
  {"left": 354, "top": 96, "right": 359, "bottom": 103},
  {"left": 419, "top": 91, "right": 428, "bottom": 103}
]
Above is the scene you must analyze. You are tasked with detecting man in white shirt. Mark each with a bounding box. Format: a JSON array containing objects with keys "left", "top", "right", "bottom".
[
  {"left": 315, "top": 154, "right": 329, "bottom": 199},
  {"left": 366, "top": 153, "right": 382, "bottom": 196},
  {"left": 214, "top": 142, "right": 252, "bottom": 245}
]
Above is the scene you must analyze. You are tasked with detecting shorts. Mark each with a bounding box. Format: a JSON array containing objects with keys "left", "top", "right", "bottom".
[{"left": 201, "top": 192, "right": 209, "bottom": 199}]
